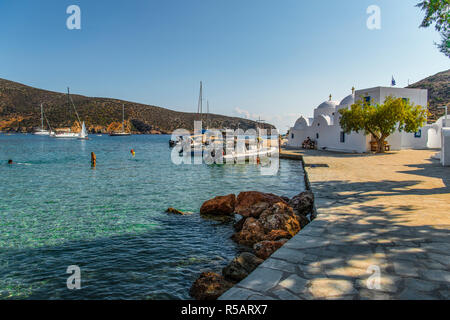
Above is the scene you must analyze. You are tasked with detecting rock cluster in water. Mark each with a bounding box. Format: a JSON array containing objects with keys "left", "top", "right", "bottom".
[{"left": 189, "top": 190, "right": 315, "bottom": 300}]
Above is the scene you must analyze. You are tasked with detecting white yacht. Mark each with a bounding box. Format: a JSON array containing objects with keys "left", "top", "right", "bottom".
[
  {"left": 33, "top": 104, "right": 53, "bottom": 135},
  {"left": 51, "top": 88, "right": 88, "bottom": 140},
  {"left": 109, "top": 104, "right": 131, "bottom": 136},
  {"left": 52, "top": 131, "right": 80, "bottom": 139}
]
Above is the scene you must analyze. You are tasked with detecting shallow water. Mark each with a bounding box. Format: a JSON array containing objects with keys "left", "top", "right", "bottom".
[{"left": 0, "top": 134, "right": 305, "bottom": 299}]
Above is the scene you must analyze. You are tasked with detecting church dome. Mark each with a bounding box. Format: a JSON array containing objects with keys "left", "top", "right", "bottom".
[
  {"left": 293, "top": 116, "right": 309, "bottom": 129},
  {"left": 339, "top": 94, "right": 355, "bottom": 107},
  {"left": 317, "top": 100, "right": 338, "bottom": 109}
]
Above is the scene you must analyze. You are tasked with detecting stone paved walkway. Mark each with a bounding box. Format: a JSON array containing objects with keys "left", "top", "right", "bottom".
[{"left": 219, "top": 149, "right": 450, "bottom": 300}]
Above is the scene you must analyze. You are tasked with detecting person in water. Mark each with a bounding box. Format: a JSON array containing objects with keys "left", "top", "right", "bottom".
[
  {"left": 8, "top": 159, "right": 13, "bottom": 165},
  {"left": 91, "top": 152, "right": 96, "bottom": 168}
]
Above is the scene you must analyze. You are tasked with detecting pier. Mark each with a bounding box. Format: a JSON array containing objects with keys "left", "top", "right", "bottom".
[{"left": 220, "top": 149, "right": 450, "bottom": 300}]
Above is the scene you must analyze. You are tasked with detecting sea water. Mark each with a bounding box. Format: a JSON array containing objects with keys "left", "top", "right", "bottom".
[{"left": 0, "top": 134, "right": 305, "bottom": 299}]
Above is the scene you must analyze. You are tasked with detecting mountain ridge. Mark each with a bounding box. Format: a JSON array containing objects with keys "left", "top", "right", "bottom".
[
  {"left": 407, "top": 69, "right": 450, "bottom": 122},
  {"left": 0, "top": 78, "right": 274, "bottom": 134}
]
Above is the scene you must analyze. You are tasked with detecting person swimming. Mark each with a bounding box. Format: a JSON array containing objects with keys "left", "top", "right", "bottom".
[{"left": 7, "top": 159, "right": 13, "bottom": 165}]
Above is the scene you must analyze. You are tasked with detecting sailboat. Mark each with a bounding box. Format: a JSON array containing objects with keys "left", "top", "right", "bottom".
[
  {"left": 51, "top": 88, "right": 88, "bottom": 139},
  {"left": 109, "top": 104, "right": 131, "bottom": 136},
  {"left": 33, "top": 104, "right": 53, "bottom": 135},
  {"left": 78, "top": 121, "right": 87, "bottom": 140}
]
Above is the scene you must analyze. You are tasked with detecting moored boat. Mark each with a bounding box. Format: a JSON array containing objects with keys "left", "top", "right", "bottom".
[
  {"left": 109, "top": 104, "right": 131, "bottom": 136},
  {"left": 33, "top": 104, "right": 53, "bottom": 135},
  {"left": 50, "top": 88, "right": 88, "bottom": 140}
]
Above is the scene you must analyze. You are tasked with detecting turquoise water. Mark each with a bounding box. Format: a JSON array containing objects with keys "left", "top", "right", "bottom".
[{"left": 0, "top": 134, "right": 305, "bottom": 299}]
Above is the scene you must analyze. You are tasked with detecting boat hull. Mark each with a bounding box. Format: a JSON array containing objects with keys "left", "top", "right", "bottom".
[
  {"left": 51, "top": 133, "right": 81, "bottom": 139},
  {"left": 33, "top": 130, "right": 52, "bottom": 136},
  {"left": 109, "top": 133, "right": 131, "bottom": 136}
]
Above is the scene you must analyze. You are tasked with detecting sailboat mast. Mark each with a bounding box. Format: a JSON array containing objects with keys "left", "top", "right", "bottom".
[
  {"left": 122, "top": 104, "right": 125, "bottom": 133},
  {"left": 206, "top": 100, "right": 209, "bottom": 129},
  {"left": 197, "top": 81, "right": 203, "bottom": 123},
  {"left": 40, "top": 103, "right": 44, "bottom": 130},
  {"left": 67, "top": 87, "right": 82, "bottom": 128}
]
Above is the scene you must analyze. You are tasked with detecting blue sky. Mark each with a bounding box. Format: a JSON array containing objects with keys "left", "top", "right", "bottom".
[{"left": 0, "top": 0, "right": 448, "bottom": 132}]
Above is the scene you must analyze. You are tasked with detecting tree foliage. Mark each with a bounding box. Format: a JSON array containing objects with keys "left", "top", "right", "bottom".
[
  {"left": 339, "top": 96, "right": 428, "bottom": 153},
  {"left": 417, "top": 0, "right": 450, "bottom": 58}
]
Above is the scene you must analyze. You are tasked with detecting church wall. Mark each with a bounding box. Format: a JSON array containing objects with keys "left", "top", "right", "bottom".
[
  {"left": 287, "top": 128, "right": 310, "bottom": 148},
  {"left": 387, "top": 131, "right": 403, "bottom": 150},
  {"left": 400, "top": 129, "right": 431, "bottom": 149},
  {"left": 287, "top": 87, "right": 435, "bottom": 153},
  {"left": 441, "top": 128, "right": 450, "bottom": 166},
  {"left": 380, "top": 87, "right": 428, "bottom": 107},
  {"left": 427, "top": 127, "right": 441, "bottom": 148}
]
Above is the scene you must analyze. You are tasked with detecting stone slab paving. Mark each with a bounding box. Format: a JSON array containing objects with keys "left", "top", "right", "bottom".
[{"left": 219, "top": 149, "right": 450, "bottom": 300}]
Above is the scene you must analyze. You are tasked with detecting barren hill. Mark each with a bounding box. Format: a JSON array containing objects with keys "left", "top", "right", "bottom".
[
  {"left": 407, "top": 69, "right": 450, "bottom": 122},
  {"left": 0, "top": 78, "right": 274, "bottom": 134}
]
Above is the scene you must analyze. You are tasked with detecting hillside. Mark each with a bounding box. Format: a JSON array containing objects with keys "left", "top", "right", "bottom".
[
  {"left": 0, "top": 78, "right": 274, "bottom": 134},
  {"left": 407, "top": 69, "right": 450, "bottom": 122}
]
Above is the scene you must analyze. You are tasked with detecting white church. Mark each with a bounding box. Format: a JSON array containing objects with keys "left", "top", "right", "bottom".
[{"left": 287, "top": 86, "right": 446, "bottom": 153}]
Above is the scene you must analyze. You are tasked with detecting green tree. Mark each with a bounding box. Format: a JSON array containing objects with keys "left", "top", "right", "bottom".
[
  {"left": 339, "top": 96, "right": 428, "bottom": 153},
  {"left": 416, "top": 0, "right": 450, "bottom": 58}
]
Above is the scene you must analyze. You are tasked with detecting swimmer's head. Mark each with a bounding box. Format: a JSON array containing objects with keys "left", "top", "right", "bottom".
[{"left": 8, "top": 160, "right": 13, "bottom": 164}]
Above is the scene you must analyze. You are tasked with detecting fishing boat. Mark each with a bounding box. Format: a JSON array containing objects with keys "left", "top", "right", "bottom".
[
  {"left": 222, "top": 145, "right": 279, "bottom": 163},
  {"left": 33, "top": 104, "right": 53, "bottom": 135},
  {"left": 182, "top": 135, "right": 278, "bottom": 162},
  {"left": 109, "top": 104, "right": 131, "bottom": 136},
  {"left": 51, "top": 123, "right": 87, "bottom": 139},
  {"left": 51, "top": 88, "right": 88, "bottom": 139}
]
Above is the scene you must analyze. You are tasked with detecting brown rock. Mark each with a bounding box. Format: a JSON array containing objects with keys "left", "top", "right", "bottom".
[
  {"left": 263, "top": 229, "right": 292, "bottom": 241},
  {"left": 231, "top": 217, "right": 265, "bottom": 246},
  {"left": 297, "top": 214, "right": 310, "bottom": 229},
  {"left": 233, "top": 216, "right": 247, "bottom": 232},
  {"left": 189, "top": 272, "right": 233, "bottom": 300},
  {"left": 289, "top": 191, "right": 314, "bottom": 216},
  {"left": 259, "top": 202, "right": 301, "bottom": 237},
  {"left": 235, "top": 191, "right": 287, "bottom": 218},
  {"left": 222, "top": 252, "right": 263, "bottom": 282},
  {"left": 200, "top": 194, "right": 236, "bottom": 216},
  {"left": 254, "top": 240, "right": 288, "bottom": 260},
  {"left": 166, "top": 207, "right": 185, "bottom": 215}
]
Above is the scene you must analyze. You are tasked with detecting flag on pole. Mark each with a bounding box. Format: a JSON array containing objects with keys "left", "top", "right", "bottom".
[{"left": 391, "top": 76, "right": 396, "bottom": 86}]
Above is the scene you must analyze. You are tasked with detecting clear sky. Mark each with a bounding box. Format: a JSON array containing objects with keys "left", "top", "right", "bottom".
[{"left": 0, "top": 0, "right": 448, "bottom": 132}]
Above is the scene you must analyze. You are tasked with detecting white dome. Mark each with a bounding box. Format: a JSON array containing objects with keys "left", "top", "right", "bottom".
[
  {"left": 293, "top": 116, "right": 310, "bottom": 129},
  {"left": 317, "top": 100, "right": 338, "bottom": 109},
  {"left": 339, "top": 94, "right": 355, "bottom": 107}
]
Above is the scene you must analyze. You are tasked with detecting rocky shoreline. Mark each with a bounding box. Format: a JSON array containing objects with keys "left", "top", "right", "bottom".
[{"left": 189, "top": 188, "right": 315, "bottom": 300}]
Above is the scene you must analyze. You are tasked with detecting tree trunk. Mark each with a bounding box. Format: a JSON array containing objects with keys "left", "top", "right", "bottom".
[
  {"left": 377, "top": 140, "right": 385, "bottom": 153},
  {"left": 370, "top": 133, "right": 386, "bottom": 154}
]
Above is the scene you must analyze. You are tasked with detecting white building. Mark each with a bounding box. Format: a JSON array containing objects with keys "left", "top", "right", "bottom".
[{"left": 287, "top": 86, "right": 444, "bottom": 153}]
